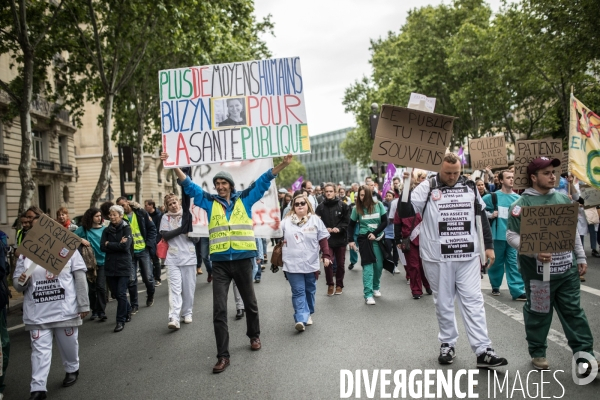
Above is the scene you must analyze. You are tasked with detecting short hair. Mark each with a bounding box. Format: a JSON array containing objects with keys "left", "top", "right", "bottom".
[
  {"left": 56, "top": 207, "right": 69, "bottom": 218},
  {"left": 163, "top": 193, "right": 179, "bottom": 208},
  {"left": 323, "top": 182, "right": 336, "bottom": 190},
  {"left": 26, "top": 206, "right": 44, "bottom": 218},
  {"left": 100, "top": 201, "right": 114, "bottom": 219},
  {"left": 498, "top": 170, "right": 512, "bottom": 181},
  {"left": 109, "top": 205, "right": 125, "bottom": 216},
  {"left": 115, "top": 196, "right": 128, "bottom": 204},
  {"left": 301, "top": 181, "right": 311, "bottom": 189},
  {"left": 393, "top": 177, "right": 400, "bottom": 182},
  {"left": 145, "top": 200, "right": 156, "bottom": 208},
  {"left": 443, "top": 153, "right": 460, "bottom": 164}
]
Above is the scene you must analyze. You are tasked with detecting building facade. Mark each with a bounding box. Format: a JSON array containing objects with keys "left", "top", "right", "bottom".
[{"left": 297, "top": 127, "right": 370, "bottom": 188}]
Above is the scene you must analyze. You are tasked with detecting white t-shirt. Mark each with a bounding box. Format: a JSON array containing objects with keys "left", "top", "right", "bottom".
[
  {"left": 16, "top": 251, "right": 87, "bottom": 326},
  {"left": 411, "top": 178, "right": 486, "bottom": 262},
  {"left": 160, "top": 214, "right": 197, "bottom": 266},
  {"left": 281, "top": 215, "right": 330, "bottom": 273}
]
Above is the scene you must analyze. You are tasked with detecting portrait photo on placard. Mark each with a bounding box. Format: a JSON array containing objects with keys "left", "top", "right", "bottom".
[{"left": 212, "top": 97, "right": 248, "bottom": 128}]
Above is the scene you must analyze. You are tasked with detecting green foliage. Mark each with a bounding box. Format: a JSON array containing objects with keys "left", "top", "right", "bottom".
[{"left": 273, "top": 157, "right": 306, "bottom": 189}]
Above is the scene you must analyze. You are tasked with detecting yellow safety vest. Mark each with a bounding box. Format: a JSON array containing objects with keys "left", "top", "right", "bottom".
[
  {"left": 208, "top": 199, "right": 256, "bottom": 254},
  {"left": 126, "top": 212, "right": 146, "bottom": 252}
]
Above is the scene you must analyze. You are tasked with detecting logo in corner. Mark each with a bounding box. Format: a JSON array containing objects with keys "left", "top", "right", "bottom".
[
  {"left": 432, "top": 189, "right": 442, "bottom": 201},
  {"left": 58, "top": 248, "right": 69, "bottom": 258},
  {"left": 511, "top": 205, "right": 521, "bottom": 216}
]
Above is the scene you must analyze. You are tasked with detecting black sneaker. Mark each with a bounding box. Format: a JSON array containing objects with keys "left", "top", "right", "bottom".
[
  {"left": 426, "top": 288, "right": 433, "bottom": 295},
  {"left": 348, "top": 264, "right": 354, "bottom": 270},
  {"left": 131, "top": 306, "right": 139, "bottom": 315},
  {"left": 593, "top": 249, "right": 600, "bottom": 258},
  {"left": 476, "top": 348, "right": 508, "bottom": 368},
  {"left": 514, "top": 294, "right": 527, "bottom": 301},
  {"left": 438, "top": 343, "right": 456, "bottom": 364},
  {"left": 491, "top": 289, "right": 500, "bottom": 296},
  {"left": 146, "top": 295, "right": 154, "bottom": 307},
  {"left": 413, "top": 295, "right": 421, "bottom": 299}
]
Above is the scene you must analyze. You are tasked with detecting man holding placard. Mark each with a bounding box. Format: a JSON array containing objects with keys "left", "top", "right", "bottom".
[
  {"left": 482, "top": 170, "right": 526, "bottom": 301},
  {"left": 507, "top": 157, "right": 595, "bottom": 371}
]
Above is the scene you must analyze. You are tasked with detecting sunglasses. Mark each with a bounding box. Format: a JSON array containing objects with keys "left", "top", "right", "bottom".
[{"left": 294, "top": 201, "right": 307, "bottom": 207}]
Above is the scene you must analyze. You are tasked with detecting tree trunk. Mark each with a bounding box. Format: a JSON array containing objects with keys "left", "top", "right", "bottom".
[
  {"left": 135, "top": 117, "right": 145, "bottom": 202},
  {"left": 89, "top": 93, "right": 115, "bottom": 208},
  {"left": 18, "top": 50, "right": 36, "bottom": 216}
]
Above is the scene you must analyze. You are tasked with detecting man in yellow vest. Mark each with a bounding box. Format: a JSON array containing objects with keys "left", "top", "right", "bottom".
[{"left": 161, "top": 153, "right": 293, "bottom": 374}]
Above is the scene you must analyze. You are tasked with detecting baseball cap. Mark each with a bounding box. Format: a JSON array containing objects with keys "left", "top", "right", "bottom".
[
  {"left": 278, "top": 188, "right": 288, "bottom": 194},
  {"left": 527, "top": 156, "right": 561, "bottom": 177}
]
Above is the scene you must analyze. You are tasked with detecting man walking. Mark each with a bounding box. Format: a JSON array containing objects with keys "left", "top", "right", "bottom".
[
  {"left": 411, "top": 153, "right": 508, "bottom": 368},
  {"left": 116, "top": 197, "right": 157, "bottom": 312},
  {"left": 144, "top": 200, "right": 164, "bottom": 285},
  {"left": 161, "top": 152, "right": 293, "bottom": 374},
  {"left": 482, "top": 171, "right": 526, "bottom": 300},
  {"left": 507, "top": 157, "right": 595, "bottom": 371},
  {"left": 316, "top": 183, "right": 350, "bottom": 295}
]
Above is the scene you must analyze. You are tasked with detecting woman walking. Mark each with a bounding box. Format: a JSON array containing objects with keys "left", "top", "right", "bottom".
[
  {"left": 347, "top": 186, "right": 388, "bottom": 305},
  {"left": 100, "top": 205, "right": 133, "bottom": 332},
  {"left": 282, "top": 194, "right": 332, "bottom": 331},
  {"left": 160, "top": 194, "right": 198, "bottom": 330}
]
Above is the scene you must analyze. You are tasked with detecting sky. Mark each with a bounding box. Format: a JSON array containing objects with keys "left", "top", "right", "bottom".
[{"left": 253, "top": 0, "right": 503, "bottom": 136}]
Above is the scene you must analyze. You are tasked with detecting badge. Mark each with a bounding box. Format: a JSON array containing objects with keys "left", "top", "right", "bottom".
[
  {"left": 59, "top": 247, "right": 69, "bottom": 258},
  {"left": 431, "top": 189, "right": 442, "bottom": 201},
  {"left": 511, "top": 205, "right": 521, "bottom": 216}
]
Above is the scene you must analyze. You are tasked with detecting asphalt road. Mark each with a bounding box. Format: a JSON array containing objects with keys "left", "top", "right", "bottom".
[{"left": 2, "top": 246, "right": 599, "bottom": 399}]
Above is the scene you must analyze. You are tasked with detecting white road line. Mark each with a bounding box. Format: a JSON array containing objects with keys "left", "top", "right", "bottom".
[
  {"left": 8, "top": 323, "right": 24, "bottom": 332},
  {"left": 580, "top": 284, "right": 600, "bottom": 297},
  {"left": 483, "top": 294, "right": 600, "bottom": 359}
]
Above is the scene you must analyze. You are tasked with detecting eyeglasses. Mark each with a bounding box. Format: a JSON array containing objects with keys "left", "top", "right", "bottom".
[{"left": 294, "top": 201, "right": 307, "bottom": 207}]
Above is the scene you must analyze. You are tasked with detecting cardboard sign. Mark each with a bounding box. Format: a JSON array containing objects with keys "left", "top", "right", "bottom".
[
  {"left": 469, "top": 136, "right": 508, "bottom": 170},
  {"left": 561, "top": 150, "right": 569, "bottom": 175},
  {"left": 518, "top": 203, "right": 578, "bottom": 254},
  {"left": 160, "top": 57, "right": 310, "bottom": 167},
  {"left": 188, "top": 158, "right": 282, "bottom": 238},
  {"left": 407, "top": 93, "right": 436, "bottom": 113},
  {"left": 513, "top": 139, "right": 563, "bottom": 189},
  {"left": 370, "top": 105, "right": 456, "bottom": 172},
  {"left": 16, "top": 214, "right": 82, "bottom": 275},
  {"left": 580, "top": 186, "right": 600, "bottom": 207}
]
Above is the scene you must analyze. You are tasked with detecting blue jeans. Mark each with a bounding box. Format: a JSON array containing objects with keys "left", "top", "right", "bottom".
[
  {"left": 287, "top": 272, "right": 316, "bottom": 324},
  {"left": 107, "top": 276, "right": 131, "bottom": 323},
  {"left": 253, "top": 258, "right": 262, "bottom": 280},
  {"left": 587, "top": 224, "right": 597, "bottom": 251},
  {"left": 128, "top": 248, "right": 155, "bottom": 307}
]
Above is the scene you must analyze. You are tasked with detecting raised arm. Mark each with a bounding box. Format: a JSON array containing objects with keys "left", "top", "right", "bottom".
[{"left": 272, "top": 154, "right": 293, "bottom": 176}]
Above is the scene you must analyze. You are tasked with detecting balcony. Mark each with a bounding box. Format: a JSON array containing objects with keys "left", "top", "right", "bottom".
[
  {"left": 36, "top": 160, "right": 55, "bottom": 171},
  {"left": 0, "top": 90, "right": 70, "bottom": 124},
  {"left": 0, "top": 154, "right": 8, "bottom": 165},
  {"left": 60, "top": 163, "right": 73, "bottom": 173}
]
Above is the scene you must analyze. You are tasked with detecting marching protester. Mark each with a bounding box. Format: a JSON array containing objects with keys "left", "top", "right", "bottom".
[
  {"left": 394, "top": 188, "right": 431, "bottom": 299},
  {"left": 74, "top": 207, "right": 108, "bottom": 321},
  {"left": 144, "top": 200, "right": 164, "bottom": 285},
  {"left": 55, "top": 207, "right": 78, "bottom": 232},
  {"left": 411, "top": 153, "right": 508, "bottom": 368},
  {"left": 364, "top": 177, "right": 383, "bottom": 201},
  {"left": 338, "top": 187, "right": 351, "bottom": 204},
  {"left": 14, "top": 206, "right": 89, "bottom": 399},
  {"left": 507, "top": 157, "right": 595, "bottom": 371},
  {"left": 101, "top": 205, "right": 134, "bottom": 332},
  {"left": 301, "top": 180, "right": 318, "bottom": 210},
  {"left": 159, "top": 193, "right": 197, "bottom": 330},
  {"left": 482, "top": 170, "right": 526, "bottom": 300},
  {"left": 282, "top": 193, "right": 332, "bottom": 331},
  {"left": 161, "top": 152, "right": 293, "bottom": 373},
  {"left": 316, "top": 183, "right": 350, "bottom": 296},
  {"left": 475, "top": 178, "right": 489, "bottom": 198},
  {"left": 15, "top": 212, "right": 31, "bottom": 245},
  {"left": 347, "top": 186, "right": 388, "bottom": 305},
  {"left": 115, "top": 197, "right": 157, "bottom": 311},
  {"left": 383, "top": 191, "right": 400, "bottom": 275}
]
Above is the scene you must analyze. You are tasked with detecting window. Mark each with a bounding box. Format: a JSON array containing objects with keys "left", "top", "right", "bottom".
[
  {"left": 0, "top": 120, "right": 4, "bottom": 153},
  {"left": 32, "top": 131, "right": 47, "bottom": 160},
  {"left": 0, "top": 183, "right": 7, "bottom": 224},
  {"left": 59, "top": 136, "right": 68, "bottom": 165}
]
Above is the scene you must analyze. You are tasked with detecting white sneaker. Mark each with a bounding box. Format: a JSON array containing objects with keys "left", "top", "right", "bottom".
[
  {"left": 306, "top": 316, "right": 313, "bottom": 326},
  {"left": 394, "top": 267, "right": 401, "bottom": 274},
  {"left": 406, "top": 279, "right": 410, "bottom": 285},
  {"left": 295, "top": 322, "right": 305, "bottom": 331},
  {"left": 168, "top": 318, "right": 180, "bottom": 330},
  {"left": 365, "top": 297, "right": 376, "bottom": 305},
  {"left": 183, "top": 315, "right": 192, "bottom": 324},
  {"left": 373, "top": 290, "right": 382, "bottom": 297}
]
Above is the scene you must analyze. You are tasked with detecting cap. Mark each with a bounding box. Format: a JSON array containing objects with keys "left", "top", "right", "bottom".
[
  {"left": 213, "top": 171, "right": 235, "bottom": 188},
  {"left": 527, "top": 157, "right": 561, "bottom": 177},
  {"left": 278, "top": 188, "right": 288, "bottom": 194}
]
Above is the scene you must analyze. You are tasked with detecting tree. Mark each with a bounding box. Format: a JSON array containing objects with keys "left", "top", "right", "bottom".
[
  {"left": 112, "top": 0, "right": 273, "bottom": 202},
  {"left": 0, "top": 0, "right": 69, "bottom": 216},
  {"left": 62, "top": 0, "right": 161, "bottom": 208},
  {"left": 273, "top": 157, "right": 306, "bottom": 189}
]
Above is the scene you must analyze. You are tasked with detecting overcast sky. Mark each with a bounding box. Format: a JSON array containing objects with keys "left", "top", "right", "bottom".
[{"left": 253, "top": 0, "right": 503, "bottom": 136}]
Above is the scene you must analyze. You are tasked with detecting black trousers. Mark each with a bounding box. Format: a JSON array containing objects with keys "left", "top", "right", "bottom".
[{"left": 212, "top": 258, "right": 260, "bottom": 359}]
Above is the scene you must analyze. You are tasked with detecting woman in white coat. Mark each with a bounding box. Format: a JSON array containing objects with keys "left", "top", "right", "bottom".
[
  {"left": 14, "top": 206, "right": 89, "bottom": 400},
  {"left": 282, "top": 194, "right": 332, "bottom": 332},
  {"left": 159, "top": 193, "right": 198, "bottom": 330}
]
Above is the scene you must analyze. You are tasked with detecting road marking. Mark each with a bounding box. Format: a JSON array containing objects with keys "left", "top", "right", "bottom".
[
  {"left": 8, "top": 323, "right": 24, "bottom": 332},
  {"left": 581, "top": 284, "right": 600, "bottom": 297},
  {"left": 484, "top": 294, "right": 600, "bottom": 359}
]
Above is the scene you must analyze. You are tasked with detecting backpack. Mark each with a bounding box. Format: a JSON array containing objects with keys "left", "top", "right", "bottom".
[
  {"left": 422, "top": 176, "right": 481, "bottom": 221},
  {"left": 488, "top": 192, "right": 498, "bottom": 226}
]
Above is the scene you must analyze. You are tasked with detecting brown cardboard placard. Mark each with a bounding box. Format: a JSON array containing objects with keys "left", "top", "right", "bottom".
[
  {"left": 469, "top": 136, "right": 508, "bottom": 170},
  {"left": 16, "top": 214, "right": 82, "bottom": 275},
  {"left": 518, "top": 203, "right": 578, "bottom": 254},
  {"left": 513, "top": 139, "right": 563, "bottom": 189},
  {"left": 370, "top": 105, "right": 456, "bottom": 172},
  {"left": 561, "top": 150, "right": 569, "bottom": 175}
]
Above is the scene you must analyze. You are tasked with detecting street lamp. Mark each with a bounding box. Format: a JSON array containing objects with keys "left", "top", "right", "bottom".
[{"left": 369, "top": 103, "right": 382, "bottom": 185}]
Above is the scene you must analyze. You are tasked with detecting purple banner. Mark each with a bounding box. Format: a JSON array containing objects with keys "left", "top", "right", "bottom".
[
  {"left": 382, "top": 163, "right": 397, "bottom": 197},
  {"left": 291, "top": 176, "right": 303, "bottom": 192}
]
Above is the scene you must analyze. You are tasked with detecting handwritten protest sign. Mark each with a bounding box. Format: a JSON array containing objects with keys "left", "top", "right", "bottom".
[
  {"left": 513, "top": 139, "right": 563, "bottom": 189},
  {"left": 469, "top": 136, "right": 508, "bottom": 170},
  {"left": 580, "top": 186, "right": 600, "bottom": 208},
  {"left": 188, "top": 158, "right": 282, "bottom": 238},
  {"left": 518, "top": 204, "right": 578, "bottom": 254},
  {"left": 407, "top": 93, "right": 436, "bottom": 113},
  {"left": 370, "top": 105, "right": 456, "bottom": 172},
  {"left": 160, "top": 57, "right": 310, "bottom": 167},
  {"left": 16, "top": 214, "right": 82, "bottom": 275},
  {"left": 569, "top": 95, "right": 600, "bottom": 187},
  {"left": 561, "top": 150, "right": 569, "bottom": 175}
]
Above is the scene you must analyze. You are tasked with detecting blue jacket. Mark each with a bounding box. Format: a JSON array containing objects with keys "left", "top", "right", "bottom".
[{"left": 180, "top": 169, "right": 276, "bottom": 261}]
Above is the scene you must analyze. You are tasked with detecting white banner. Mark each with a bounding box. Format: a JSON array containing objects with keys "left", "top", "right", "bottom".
[{"left": 188, "top": 158, "right": 282, "bottom": 238}]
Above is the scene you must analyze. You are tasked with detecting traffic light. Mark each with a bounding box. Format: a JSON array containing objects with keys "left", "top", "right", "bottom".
[{"left": 126, "top": 194, "right": 134, "bottom": 200}]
